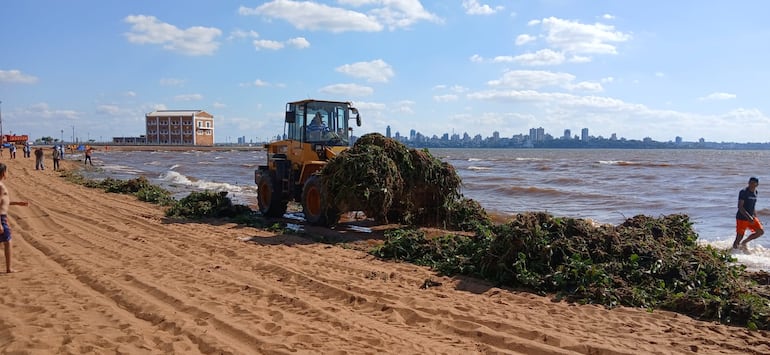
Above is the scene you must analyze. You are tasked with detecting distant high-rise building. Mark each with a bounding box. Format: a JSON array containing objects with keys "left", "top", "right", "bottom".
[
  {"left": 563, "top": 129, "right": 571, "bottom": 139},
  {"left": 386, "top": 125, "right": 391, "bottom": 138},
  {"left": 529, "top": 127, "right": 545, "bottom": 142},
  {"left": 581, "top": 128, "right": 589, "bottom": 141}
]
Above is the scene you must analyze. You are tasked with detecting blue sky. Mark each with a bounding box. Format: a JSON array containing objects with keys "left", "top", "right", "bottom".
[{"left": 2, "top": 0, "right": 769, "bottom": 144}]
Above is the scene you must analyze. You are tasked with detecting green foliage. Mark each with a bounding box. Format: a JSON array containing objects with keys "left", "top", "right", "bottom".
[
  {"left": 321, "top": 133, "right": 487, "bottom": 229},
  {"left": 63, "top": 172, "right": 174, "bottom": 205},
  {"left": 62, "top": 170, "right": 250, "bottom": 219},
  {"left": 165, "top": 191, "right": 251, "bottom": 219},
  {"left": 372, "top": 212, "right": 770, "bottom": 330}
]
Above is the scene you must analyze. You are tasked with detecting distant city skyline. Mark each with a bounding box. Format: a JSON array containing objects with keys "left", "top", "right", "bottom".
[{"left": 383, "top": 125, "right": 742, "bottom": 145}]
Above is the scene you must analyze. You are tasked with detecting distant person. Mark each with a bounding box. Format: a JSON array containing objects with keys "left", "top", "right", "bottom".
[
  {"left": 733, "top": 177, "right": 764, "bottom": 250},
  {"left": 0, "top": 162, "right": 30, "bottom": 273},
  {"left": 84, "top": 146, "right": 94, "bottom": 166},
  {"left": 22, "top": 143, "right": 31, "bottom": 158},
  {"left": 34, "top": 147, "right": 45, "bottom": 170},
  {"left": 52, "top": 146, "right": 61, "bottom": 171},
  {"left": 9, "top": 145, "right": 16, "bottom": 159},
  {"left": 58, "top": 145, "right": 65, "bottom": 160}
]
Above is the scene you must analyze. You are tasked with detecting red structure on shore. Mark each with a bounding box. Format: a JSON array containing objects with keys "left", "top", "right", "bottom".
[{"left": 3, "top": 134, "right": 29, "bottom": 145}]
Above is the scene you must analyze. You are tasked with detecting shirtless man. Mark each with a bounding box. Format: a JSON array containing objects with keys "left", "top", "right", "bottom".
[{"left": 0, "top": 163, "right": 30, "bottom": 273}]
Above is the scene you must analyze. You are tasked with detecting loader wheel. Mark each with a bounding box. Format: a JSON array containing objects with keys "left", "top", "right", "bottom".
[
  {"left": 257, "top": 174, "right": 288, "bottom": 217},
  {"left": 302, "top": 175, "right": 340, "bottom": 226}
]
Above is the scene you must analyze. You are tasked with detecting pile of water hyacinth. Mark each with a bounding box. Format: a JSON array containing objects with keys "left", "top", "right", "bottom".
[
  {"left": 372, "top": 212, "right": 770, "bottom": 330},
  {"left": 320, "top": 133, "right": 487, "bottom": 230}
]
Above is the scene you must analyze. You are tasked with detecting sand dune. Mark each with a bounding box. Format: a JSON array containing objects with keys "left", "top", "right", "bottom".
[{"left": 1, "top": 153, "right": 768, "bottom": 354}]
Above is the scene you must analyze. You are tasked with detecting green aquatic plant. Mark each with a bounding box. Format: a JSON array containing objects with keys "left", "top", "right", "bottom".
[{"left": 372, "top": 212, "right": 770, "bottom": 330}]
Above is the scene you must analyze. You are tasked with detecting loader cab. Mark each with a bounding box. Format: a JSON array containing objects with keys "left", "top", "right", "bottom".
[{"left": 284, "top": 100, "right": 359, "bottom": 147}]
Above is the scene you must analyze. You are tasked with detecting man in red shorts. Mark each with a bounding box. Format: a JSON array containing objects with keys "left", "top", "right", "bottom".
[{"left": 733, "top": 177, "right": 764, "bottom": 250}]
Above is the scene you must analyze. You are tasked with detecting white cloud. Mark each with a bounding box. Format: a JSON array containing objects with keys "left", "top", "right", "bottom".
[
  {"left": 538, "top": 16, "right": 631, "bottom": 56},
  {"left": 213, "top": 102, "right": 227, "bottom": 108},
  {"left": 336, "top": 59, "right": 394, "bottom": 83},
  {"left": 568, "top": 55, "right": 591, "bottom": 63},
  {"left": 566, "top": 81, "right": 604, "bottom": 92},
  {"left": 253, "top": 39, "right": 284, "bottom": 50},
  {"left": 462, "top": 0, "right": 504, "bottom": 15},
  {"left": 319, "top": 83, "right": 374, "bottom": 96},
  {"left": 487, "top": 70, "right": 576, "bottom": 89},
  {"left": 253, "top": 37, "right": 310, "bottom": 51},
  {"left": 174, "top": 94, "right": 204, "bottom": 101},
  {"left": 470, "top": 54, "right": 484, "bottom": 63},
  {"left": 228, "top": 29, "right": 259, "bottom": 40},
  {"left": 124, "top": 15, "right": 221, "bottom": 56},
  {"left": 0, "top": 69, "right": 38, "bottom": 84},
  {"left": 287, "top": 37, "right": 310, "bottom": 49},
  {"left": 515, "top": 34, "right": 537, "bottom": 45},
  {"left": 239, "top": 0, "right": 441, "bottom": 32},
  {"left": 124, "top": 91, "right": 137, "bottom": 97},
  {"left": 602, "top": 14, "right": 615, "bottom": 20},
  {"left": 367, "top": 0, "right": 443, "bottom": 29},
  {"left": 699, "top": 92, "right": 737, "bottom": 101},
  {"left": 505, "top": 49, "right": 566, "bottom": 66},
  {"left": 239, "top": 1, "right": 382, "bottom": 32}
]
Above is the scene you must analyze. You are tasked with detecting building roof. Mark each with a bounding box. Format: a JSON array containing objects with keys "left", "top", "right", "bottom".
[{"left": 146, "top": 110, "right": 210, "bottom": 117}]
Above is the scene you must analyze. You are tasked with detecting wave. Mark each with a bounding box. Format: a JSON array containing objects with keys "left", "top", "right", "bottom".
[
  {"left": 98, "top": 164, "right": 145, "bottom": 175},
  {"left": 597, "top": 160, "right": 672, "bottom": 167},
  {"left": 467, "top": 166, "right": 493, "bottom": 171},
  {"left": 159, "top": 171, "right": 255, "bottom": 194}
]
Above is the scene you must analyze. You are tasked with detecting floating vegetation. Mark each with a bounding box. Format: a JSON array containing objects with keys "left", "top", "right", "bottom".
[{"left": 372, "top": 212, "right": 770, "bottom": 330}]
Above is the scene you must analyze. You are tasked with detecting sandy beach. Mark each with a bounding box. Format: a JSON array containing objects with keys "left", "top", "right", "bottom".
[{"left": 1, "top": 152, "right": 769, "bottom": 354}]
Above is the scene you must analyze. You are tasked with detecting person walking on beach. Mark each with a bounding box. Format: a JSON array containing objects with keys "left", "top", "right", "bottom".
[
  {"left": 34, "top": 147, "right": 45, "bottom": 170},
  {"left": 9, "top": 144, "right": 16, "bottom": 159},
  {"left": 22, "top": 143, "right": 31, "bottom": 158},
  {"left": 84, "top": 146, "right": 93, "bottom": 166},
  {"left": 733, "top": 177, "right": 764, "bottom": 250},
  {"left": 0, "top": 162, "right": 30, "bottom": 273},
  {"left": 52, "top": 146, "right": 61, "bottom": 171}
]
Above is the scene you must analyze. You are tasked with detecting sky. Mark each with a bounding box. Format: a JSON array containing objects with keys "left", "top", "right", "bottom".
[{"left": 2, "top": 0, "right": 770, "bottom": 144}]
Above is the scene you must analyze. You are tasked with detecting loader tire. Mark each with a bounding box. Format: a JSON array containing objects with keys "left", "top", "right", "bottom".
[
  {"left": 302, "top": 175, "right": 340, "bottom": 227},
  {"left": 257, "top": 174, "right": 288, "bottom": 217}
]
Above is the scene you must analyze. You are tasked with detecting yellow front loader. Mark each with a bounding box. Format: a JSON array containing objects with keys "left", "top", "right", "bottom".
[{"left": 254, "top": 99, "right": 361, "bottom": 226}]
